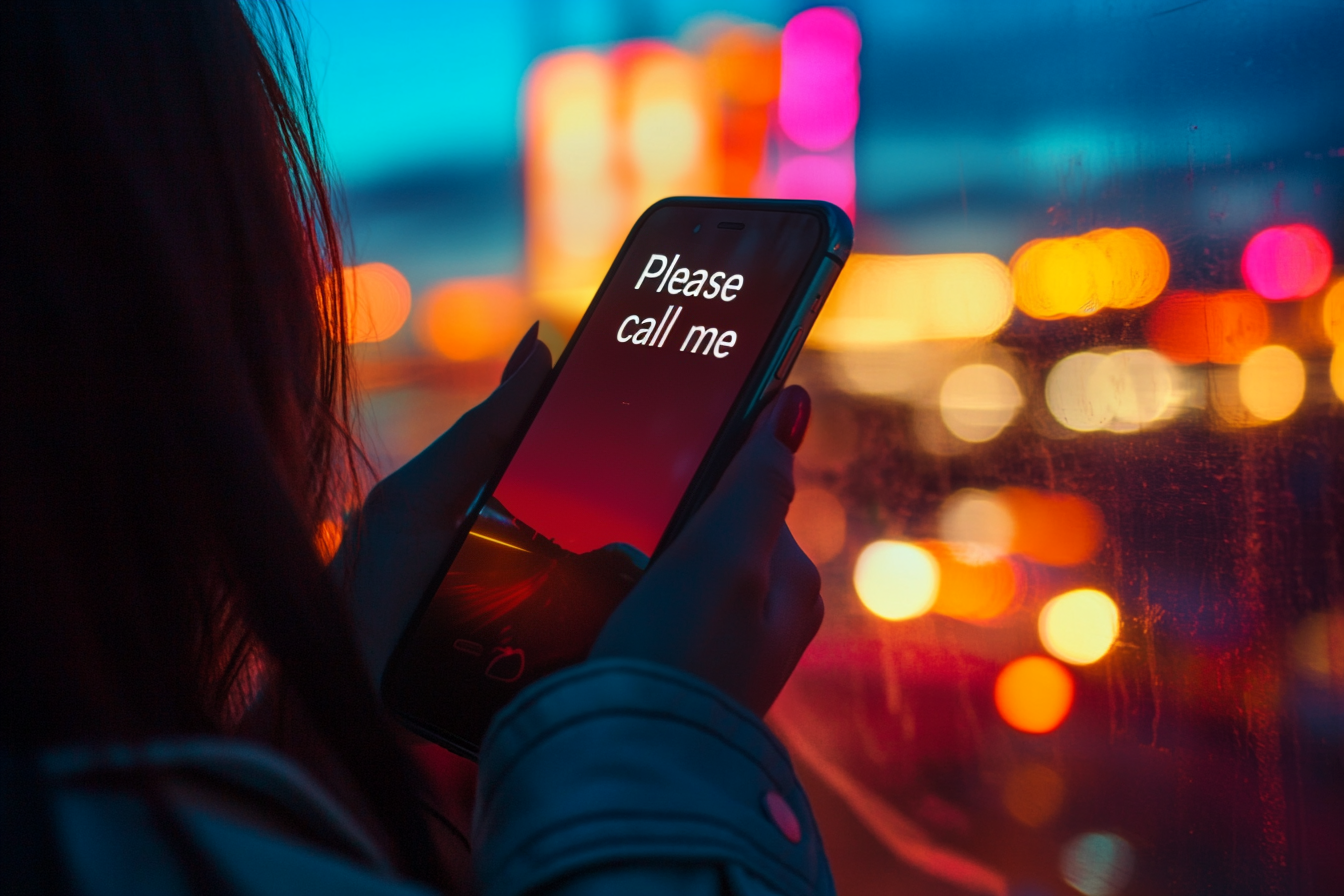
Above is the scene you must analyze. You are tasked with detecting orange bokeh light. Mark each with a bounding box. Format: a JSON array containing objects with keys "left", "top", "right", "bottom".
[
  {"left": 995, "top": 655, "right": 1075, "bottom": 733},
  {"left": 415, "top": 277, "right": 531, "bottom": 362},
  {"left": 342, "top": 262, "right": 412, "bottom": 344},
  {"left": 1092, "top": 227, "right": 1171, "bottom": 310},
  {"left": 999, "top": 487, "right": 1104, "bottom": 567},
  {"left": 1011, "top": 228, "right": 1169, "bottom": 320},
  {"left": 1145, "top": 289, "right": 1270, "bottom": 365},
  {"left": 925, "top": 541, "right": 1017, "bottom": 621},
  {"left": 1323, "top": 279, "right": 1344, "bottom": 345}
]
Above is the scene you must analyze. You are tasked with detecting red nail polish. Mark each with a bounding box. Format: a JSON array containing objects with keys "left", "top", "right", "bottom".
[
  {"left": 774, "top": 387, "right": 810, "bottom": 453},
  {"left": 501, "top": 321, "right": 540, "bottom": 383}
]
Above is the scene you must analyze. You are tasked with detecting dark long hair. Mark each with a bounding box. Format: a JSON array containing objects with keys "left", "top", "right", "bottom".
[{"left": 0, "top": 0, "right": 442, "bottom": 884}]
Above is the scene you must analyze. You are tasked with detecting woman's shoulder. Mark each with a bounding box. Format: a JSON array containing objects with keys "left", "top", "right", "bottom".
[{"left": 33, "top": 738, "right": 436, "bottom": 896}]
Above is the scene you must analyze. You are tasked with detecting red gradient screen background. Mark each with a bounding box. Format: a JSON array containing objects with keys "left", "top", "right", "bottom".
[{"left": 491, "top": 205, "right": 821, "bottom": 555}]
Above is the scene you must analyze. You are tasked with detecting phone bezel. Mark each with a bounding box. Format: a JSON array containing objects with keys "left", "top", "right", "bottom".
[{"left": 382, "top": 196, "right": 852, "bottom": 758}]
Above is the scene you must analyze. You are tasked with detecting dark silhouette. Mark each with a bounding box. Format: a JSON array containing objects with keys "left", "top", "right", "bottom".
[{"left": 0, "top": 1, "right": 444, "bottom": 886}]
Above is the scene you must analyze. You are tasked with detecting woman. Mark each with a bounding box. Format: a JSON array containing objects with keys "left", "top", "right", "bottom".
[{"left": 0, "top": 2, "right": 828, "bottom": 893}]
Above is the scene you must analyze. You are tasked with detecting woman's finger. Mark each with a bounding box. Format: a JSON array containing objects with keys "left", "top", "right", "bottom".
[{"left": 680, "top": 386, "right": 810, "bottom": 573}]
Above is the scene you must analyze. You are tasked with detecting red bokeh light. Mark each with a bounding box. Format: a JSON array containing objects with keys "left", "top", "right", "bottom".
[{"left": 1145, "top": 289, "right": 1270, "bottom": 364}]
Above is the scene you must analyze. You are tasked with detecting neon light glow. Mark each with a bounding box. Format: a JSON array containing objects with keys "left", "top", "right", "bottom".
[
  {"left": 1241, "top": 224, "right": 1333, "bottom": 300},
  {"left": 778, "top": 7, "right": 860, "bottom": 152}
]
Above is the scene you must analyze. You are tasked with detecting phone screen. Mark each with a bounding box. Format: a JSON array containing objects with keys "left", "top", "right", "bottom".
[{"left": 386, "top": 205, "right": 823, "bottom": 745}]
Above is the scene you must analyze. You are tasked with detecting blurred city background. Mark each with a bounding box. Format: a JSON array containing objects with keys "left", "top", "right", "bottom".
[{"left": 305, "top": 1, "right": 1344, "bottom": 893}]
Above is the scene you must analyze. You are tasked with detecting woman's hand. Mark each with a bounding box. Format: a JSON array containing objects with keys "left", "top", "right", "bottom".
[
  {"left": 590, "top": 386, "right": 823, "bottom": 717},
  {"left": 334, "top": 325, "right": 552, "bottom": 684}
]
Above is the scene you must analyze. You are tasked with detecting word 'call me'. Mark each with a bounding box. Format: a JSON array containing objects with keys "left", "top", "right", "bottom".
[{"left": 617, "top": 254, "right": 744, "bottom": 358}]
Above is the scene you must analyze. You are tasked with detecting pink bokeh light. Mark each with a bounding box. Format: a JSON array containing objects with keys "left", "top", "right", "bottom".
[
  {"left": 779, "top": 7, "right": 861, "bottom": 153},
  {"left": 1241, "top": 224, "right": 1333, "bottom": 300},
  {"left": 775, "top": 152, "right": 856, "bottom": 217}
]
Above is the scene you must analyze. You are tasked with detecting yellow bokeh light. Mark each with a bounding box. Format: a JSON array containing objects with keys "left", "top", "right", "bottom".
[
  {"left": 1011, "top": 228, "right": 1169, "bottom": 319},
  {"left": 1012, "top": 237, "right": 1111, "bottom": 319},
  {"left": 1238, "top": 344, "right": 1305, "bottom": 422},
  {"left": 1324, "top": 279, "right": 1344, "bottom": 345},
  {"left": 525, "top": 51, "right": 622, "bottom": 324},
  {"left": 1092, "top": 227, "right": 1170, "bottom": 310},
  {"left": 415, "top": 277, "right": 531, "bottom": 362},
  {"left": 994, "top": 655, "right": 1074, "bottom": 734},
  {"left": 938, "top": 489, "right": 1015, "bottom": 560},
  {"left": 853, "top": 540, "right": 939, "bottom": 621},
  {"left": 811, "top": 253, "right": 1014, "bottom": 349},
  {"left": 1038, "top": 588, "right": 1120, "bottom": 665},
  {"left": 342, "top": 262, "right": 412, "bottom": 344},
  {"left": 1003, "top": 763, "right": 1066, "bottom": 827},
  {"left": 1045, "top": 352, "right": 1112, "bottom": 431},
  {"left": 1045, "top": 349, "right": 1174, "bottom": 433},
  {"left": 622, "top": 47, "right": 717, "bottom": 210},
  {"left": 787, "top": 487, "right": 847, "bottom": 564},
  {"left": 938, "top": 364, "right": 1023, "bottom": 443}
]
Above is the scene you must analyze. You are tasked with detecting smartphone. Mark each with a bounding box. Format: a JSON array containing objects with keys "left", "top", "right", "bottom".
[{"left": 382, "top": 197, "right": 851, "bottom": 758}]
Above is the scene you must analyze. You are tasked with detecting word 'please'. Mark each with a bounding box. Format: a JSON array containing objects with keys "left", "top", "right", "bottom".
[{"left": 635, "top": 254, "right": 743, "bottom": 300}]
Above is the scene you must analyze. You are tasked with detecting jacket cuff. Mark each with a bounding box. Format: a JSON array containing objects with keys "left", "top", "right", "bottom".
[{"left": 473, "top": 659, "right": 832, "bottom": 896}]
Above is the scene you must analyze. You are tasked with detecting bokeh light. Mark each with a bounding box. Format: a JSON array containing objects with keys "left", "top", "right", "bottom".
[
  {"left": 853, "top": 540, "right": 939, "bottom": 621},
  {"left": 1241, "top": 224, "right": 1333, "bottom": 300},
  {"left": 926, "top": 541, "right": 1017, "bottom": 621},
  {"left": 774, "top": 152, "right": 856, "bottom": 215},
  {"left": 1332, "top": 346, "right": 1344, "bottom": 403},
  {"left": 938, "top": 489, "right": 1015, "bottom": 559},
  {"left": 1323, "top": 279, "right": 1344, "bottom": 345},
  {"left": 1290, "top": 610, "right": 1344, "bottom": 687},
  {"left": 1238, "top": 344, "right": 1305, "bottom": 422},
  {"left": 415, "top": 277, "right": 531, "bottom": 362},
  {"left": 778, "top": 7, "right": 860, "bottom": 152},
  {"left": 1038, "top": 588, "right": 1121, "bottom": 665},
  {"left": 702, "top": 23, "right": 779, "bottom": 196},
  {"left": 938, "top": 364, "right": 1023, "bottom": 443},
  {"left": 1045, "top": 352, "right": 1112, "bottom": 431},
  {"left": 343, "top": 262, "right": 412, "bottom": 344},
  {"left": 1012, "top": 237, "right": 1110, "bottom": 319},
  {"left": 620, "top": 44, "right": 717, "bottom": 212},
  {"left": 1003, "top": 763, "right": 1066, "bottom": 827},
  {"left": 1092, "top": 227, "right": 1171, "bottom": 310},
  {"left": 995, "top": 655, "right": 1074, "bottom": 733},
  {"left": 1046, "top": 349, "right": 1176, "bottom": 433},
  {"left": 525, "top": 50, "right": 621, "bottom": 323},
  {"left": 1000, "top": 487, "right": 1104, "bottom": 567},
  {"left": 1060, "top": 832, "right": 1135, "bottom": 896},
  {"left": 1145, "top": 289, "right": 1270, "bottom": 365},
  {"left": 1011, "top": 228, "right": 1170, "bottom": 319},
  {"left": 811, "top": 253, "right": 1014, "bottom": 349},
  {"left": 787, "top": 487, "right": 848, "bottom": 564}
]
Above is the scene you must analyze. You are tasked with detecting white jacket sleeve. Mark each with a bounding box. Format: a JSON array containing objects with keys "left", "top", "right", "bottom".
[{"left": 473, "top": 659, "right": 835, "bottom": 896}]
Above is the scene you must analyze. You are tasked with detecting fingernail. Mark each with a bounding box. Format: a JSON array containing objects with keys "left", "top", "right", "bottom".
[
  {"left": 501, "top": 321, "right": 540, "bottom": 384},
  {"left": 773, "top": 386, "right": 810, "bottom": 453}
]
